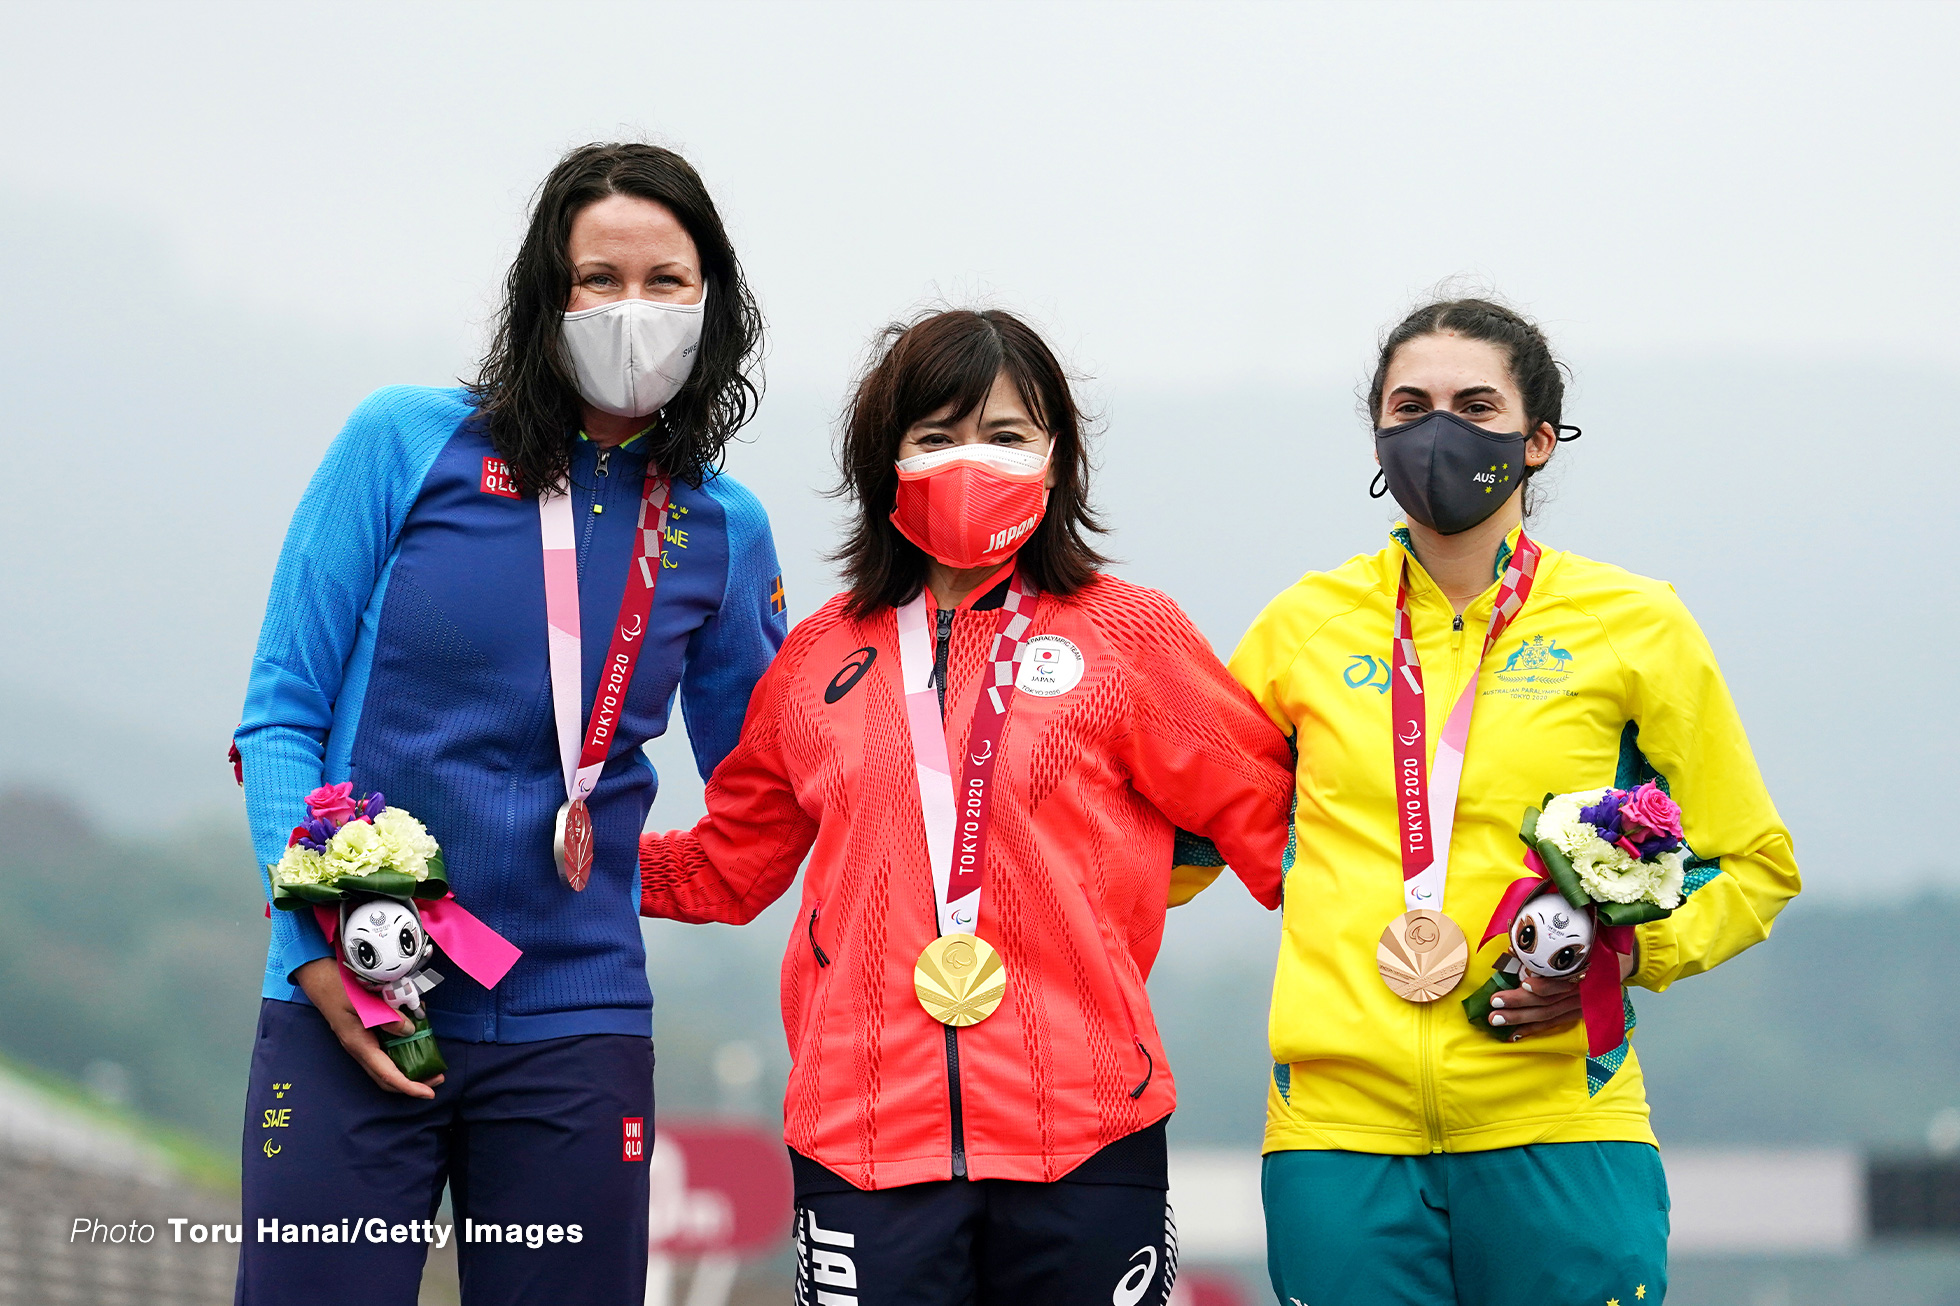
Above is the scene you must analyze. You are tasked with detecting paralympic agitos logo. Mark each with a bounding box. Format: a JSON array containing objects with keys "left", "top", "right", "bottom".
[{"left": 824, "top": 647, "right": 877, "bottom": 704}]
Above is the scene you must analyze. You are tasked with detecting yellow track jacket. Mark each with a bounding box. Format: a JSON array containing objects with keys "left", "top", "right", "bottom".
[{"left": 1212, "top": 525, "right": 1799, "bottom": 1156}]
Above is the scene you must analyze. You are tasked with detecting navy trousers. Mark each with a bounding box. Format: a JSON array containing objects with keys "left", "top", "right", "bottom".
[{"left": 235, "top": 998, "right": 653, "bottom": 1306}]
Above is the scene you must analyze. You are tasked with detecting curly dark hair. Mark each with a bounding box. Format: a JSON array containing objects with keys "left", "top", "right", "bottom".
[
  {"left": 832, "top": 308, "right": 1109, "bottom": 616},
  {"left": 471, "top": 142, "right": 764, "bottom": 495}
]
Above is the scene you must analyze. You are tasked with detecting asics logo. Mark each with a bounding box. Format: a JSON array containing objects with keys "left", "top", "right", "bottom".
[
  {"left": 825, "top": 648, "right": 877, "bottom": 704},
  {"left": 1112, "top": 1246, "right": 1157, "bottom": 1306}
]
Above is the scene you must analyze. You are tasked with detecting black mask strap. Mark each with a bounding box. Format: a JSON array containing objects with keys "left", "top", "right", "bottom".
[
  {"left": 1555, "top": 424, "right": 1584, "bottom": 443},
  {"left": 1369, "top": 468, "right": 1388, "bottom": 499}
]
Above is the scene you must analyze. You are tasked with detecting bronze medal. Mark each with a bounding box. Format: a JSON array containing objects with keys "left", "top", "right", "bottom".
[
  {"left": 915, "top": 933, "right": 1008, "bottom": 1026},
  {"left": 554, "top": 798, "right": 594, "bottom": 892},
  {"left": 1376, "top": 909, "right": 1468, "bottom": 1002}
]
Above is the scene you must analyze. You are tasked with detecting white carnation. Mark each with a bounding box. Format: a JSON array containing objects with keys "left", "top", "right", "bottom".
[
  {"left": 1536, "top": 790, "right": 1606, "bottom": 857},
  {"left": 1572, "top": 837, "right": 1654, "bottom": 904},
  {"left": 373, "top": 807, "right": 440, "bottom": 881},
  {"left": 272, "top": 845, "right": 327, "bottom": 887},
  {"left": 323, "top": 819, "right": 389, "bottom": 879},
  {"left": 1651, "top": 850, "right": 1687, "bottom": 910}
]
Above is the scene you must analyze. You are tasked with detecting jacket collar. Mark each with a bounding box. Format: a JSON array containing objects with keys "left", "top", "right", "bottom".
[{"left": 1387, "top": 521, "right": 1527, "bottom": 621}]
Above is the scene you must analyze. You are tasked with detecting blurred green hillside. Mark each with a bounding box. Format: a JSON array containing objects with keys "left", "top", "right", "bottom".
[{"left": 2, "top": 783, "right": 1954, "bottom": 1167}]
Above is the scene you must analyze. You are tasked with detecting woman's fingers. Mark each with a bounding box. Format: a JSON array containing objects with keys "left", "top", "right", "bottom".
[
  {"left": 333, "top": 1020, "right": 440, "bottom": 1098},
  {"left": 1486, "top": 969, "right": 1592, "bottom": 1041}
]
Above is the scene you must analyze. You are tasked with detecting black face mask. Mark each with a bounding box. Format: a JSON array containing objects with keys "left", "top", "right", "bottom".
[{"left": 1373, "top": 410, "right": 1527, "bottom": 535}]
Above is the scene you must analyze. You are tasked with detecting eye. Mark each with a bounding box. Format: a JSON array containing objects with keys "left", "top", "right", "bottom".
[
  {"left": 1549, "top": 945, "right": 1582, "bottom": 972},
  {"left": 399, "top": 926, "right": 419, "bottom": 957},
  {"left": 1516, "top": 920, "right": 1536, "bottom": 952},
  {"left": 353, "top": 939, "right": 378, "bottom": 970}
]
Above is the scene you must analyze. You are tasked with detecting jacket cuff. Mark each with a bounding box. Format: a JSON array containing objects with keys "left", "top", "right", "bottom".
[
  {"left": 274, "top": 908, "right": 333, "bottom": 984},
  {"left": 1631, "top": 918, "right": 1678, "bottom": 993}
]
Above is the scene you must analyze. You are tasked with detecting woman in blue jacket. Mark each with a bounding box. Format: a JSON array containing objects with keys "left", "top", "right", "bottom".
[{"left": 231, "top": 142, "right": 787, "bottom": 1306}]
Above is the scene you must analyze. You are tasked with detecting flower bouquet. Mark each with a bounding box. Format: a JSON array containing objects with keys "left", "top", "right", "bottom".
[
  {"left": 1463, "top": 782, "right": 1686, "bottom": 1055},
  {"left": 269, "top": 783, "right": 457, "bottom": 1081}
]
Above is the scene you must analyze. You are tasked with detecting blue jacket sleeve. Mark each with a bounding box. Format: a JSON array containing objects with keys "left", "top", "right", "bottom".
[
  {"left": 235, "top": 386, "right": 456, "bottom": 989},
  {"left": 680, "top": 473, "right": 788, "bottom": 780}
]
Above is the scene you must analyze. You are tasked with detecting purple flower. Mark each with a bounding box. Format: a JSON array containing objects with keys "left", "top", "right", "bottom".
[
  {"left": 360, "top": 791, "right": 386, "bottom": 821},
  {"left": 296, "top": 815, "right": 337, "bottom": 851},
  {"left": 1580, "top": 790, "right": 1627, "bottom": 840}
]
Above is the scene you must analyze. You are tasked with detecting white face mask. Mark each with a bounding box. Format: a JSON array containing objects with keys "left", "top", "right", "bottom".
[{"left": 560, "top": 290, "right": 707, "bottom": 418}]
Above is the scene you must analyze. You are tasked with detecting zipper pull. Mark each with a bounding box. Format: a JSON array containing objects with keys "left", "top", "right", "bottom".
[
  {"left": 595, "top": 447, "right": 611, "bottom": 477},
  {"left": 1452, "top": 614, "right": 1464, "bottom": 632}
]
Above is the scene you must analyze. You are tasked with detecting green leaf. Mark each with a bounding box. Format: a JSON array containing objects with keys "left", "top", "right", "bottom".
[
  {"left": 271, "top": 881, "right": 339, "bottom": 908},
  {"left": 336, "top": 869, "right": 419, "bottom": 898},
  {"left": 1533, "top": 838, "right": 1592, "bottom": 909},
  {"left": 1596, "top": 900, "right": 1672, "bottom": 927},
  {"left": 1519, "top": 806, "right": 1542, "bottom": 851}
]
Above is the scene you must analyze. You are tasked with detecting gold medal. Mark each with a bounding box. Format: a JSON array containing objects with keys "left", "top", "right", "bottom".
[
  {"left": 1376, "top": 909, "right": 1468, "bottom": 1002},
  {"left": 914, "top": 934, "right": 1008, "bottom": 1026}
]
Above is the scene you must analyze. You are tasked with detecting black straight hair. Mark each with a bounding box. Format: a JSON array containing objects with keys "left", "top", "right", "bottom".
[
  {"left": 471, "top": 142, "right": 764, "bottom": 496},
  {"left": 832, "top": 309, "right": 1108, "bottom": 616}
]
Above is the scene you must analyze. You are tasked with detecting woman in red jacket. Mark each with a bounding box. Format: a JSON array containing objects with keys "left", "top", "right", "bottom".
[{"left": 639, "top": 308, "right": 1292, "bottom": 1306}]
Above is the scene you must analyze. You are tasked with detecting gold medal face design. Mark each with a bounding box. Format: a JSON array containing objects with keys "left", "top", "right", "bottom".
[
  {"left": 1376, "top": 909, "right": 1469, "bottom": 1002},
  {"left": 915, "top": 934, "right": 1008, "bottom": 1026}
]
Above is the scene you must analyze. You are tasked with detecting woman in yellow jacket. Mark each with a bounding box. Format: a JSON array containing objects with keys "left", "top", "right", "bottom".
[{"left": 1219, "top": 298, "right": 1799, "bottom": 1304}]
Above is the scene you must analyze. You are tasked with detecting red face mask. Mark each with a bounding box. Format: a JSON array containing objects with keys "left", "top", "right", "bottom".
[{"left": 889, "top": 444, "right": 1051, "bottom": 570}]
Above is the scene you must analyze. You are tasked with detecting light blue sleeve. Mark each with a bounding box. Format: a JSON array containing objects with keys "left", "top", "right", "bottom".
[
  {"left": 235, "top": 386, "right": 461, "bottom": 989},
  {"left": 680, "top": 473, "right": 789, "bottom": 780}
]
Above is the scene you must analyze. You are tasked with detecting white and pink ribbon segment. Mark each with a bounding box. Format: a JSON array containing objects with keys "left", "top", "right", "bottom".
[
  {"left": 539, "top": 471, "right": 673, "bottom": 805},
  {"left": 1391, "top": 533, "right": 1542, "bottom": 913},
  {"left": 894, "top": 574, "right": 1039, "bottom": 938}
]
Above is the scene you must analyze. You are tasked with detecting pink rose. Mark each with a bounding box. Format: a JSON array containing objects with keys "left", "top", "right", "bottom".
[
  {"left": 305, "top": 781, "right": 358, "bottom": 825},
  {"left": 1621, "top": 782, "right": 1683, "bottom": 841}
]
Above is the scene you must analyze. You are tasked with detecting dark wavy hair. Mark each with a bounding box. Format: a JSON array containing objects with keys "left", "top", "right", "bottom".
[
  {"left": 471, "top": 142, "right": 764, "bottom": 494},
  {"left": 833, "top": 309, "right": 1109, "bottom": 616},
  {"left": 1367, "top": 296, "right": 1571, "bottom": 515}
]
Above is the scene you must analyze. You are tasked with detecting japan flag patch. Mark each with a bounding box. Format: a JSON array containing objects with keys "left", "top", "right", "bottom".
[{"left": 1014, "top": 635, "right": 1085, "bottom": 698}]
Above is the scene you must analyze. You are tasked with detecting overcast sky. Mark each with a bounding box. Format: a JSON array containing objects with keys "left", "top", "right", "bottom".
[{"left": 2, "top": 0, "right": 1955, "bottom": 908}]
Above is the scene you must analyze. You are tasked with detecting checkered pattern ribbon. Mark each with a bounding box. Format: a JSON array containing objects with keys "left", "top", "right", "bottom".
[
  {"left": 1392, "top": 533, "right": 1543, "bottom": 911},
  {"left": 895, "top": 571, "right": 1041, "bottom": 937}
]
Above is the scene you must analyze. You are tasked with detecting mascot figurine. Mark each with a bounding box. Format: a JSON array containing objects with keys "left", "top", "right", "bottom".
[{"left": 337, "top": 896, "right": 448, "bottom": 1081}]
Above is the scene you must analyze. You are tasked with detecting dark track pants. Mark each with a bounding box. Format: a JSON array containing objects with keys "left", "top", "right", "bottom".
[
  {"left": 790, "top": 1158, "right": 1176, "bottom": 1306},
  {"left": 235, "top": 997, "right": 653, "bottom": 1306}
]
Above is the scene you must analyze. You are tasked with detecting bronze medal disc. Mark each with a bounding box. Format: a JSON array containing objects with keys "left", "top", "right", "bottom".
[
  {"left": 915, "top": 933, "right": 1008, "bottom": 1027},
  {"left": 554, "top": 798, "right": 594, "bottom": 891},
  {"left": 1376, "top": 909, "right": 1469, "bottom": 1002}
]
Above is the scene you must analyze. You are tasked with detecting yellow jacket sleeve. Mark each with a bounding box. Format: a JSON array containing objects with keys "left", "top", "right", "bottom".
[{"left": 1608, "top": 584, "right": 1801, "bottom": 992}]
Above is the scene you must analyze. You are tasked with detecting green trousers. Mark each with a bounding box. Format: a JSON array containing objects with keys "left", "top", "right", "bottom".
[{"left": 1263, "top": 1142, "right": 1669, "bottom": 1306}]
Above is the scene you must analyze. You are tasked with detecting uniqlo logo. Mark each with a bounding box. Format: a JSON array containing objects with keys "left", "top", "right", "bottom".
[
  {"left": 621, "top": 1117, "right": 645, "bottom": 1162},
  {"left": 480, "top": 457, "right": 520, "bottom": 499}
]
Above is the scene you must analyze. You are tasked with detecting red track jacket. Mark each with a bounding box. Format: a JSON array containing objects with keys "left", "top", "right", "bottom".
[{"left": 640, "top": 574, "right": 1292, "bottom": 1188}]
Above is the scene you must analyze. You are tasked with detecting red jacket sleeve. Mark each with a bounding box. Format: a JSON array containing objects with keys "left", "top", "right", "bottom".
[
  {"left": 639, "top": 651, "right": 818, "bottom": 924},
  {"left": 1113, "top": 591, "right": 1294, "bottom": 909}
]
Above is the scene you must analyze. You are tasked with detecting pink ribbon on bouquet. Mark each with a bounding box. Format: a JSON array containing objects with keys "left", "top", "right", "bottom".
[
  {"left": 313, "top": 896, "right": 522, "bottom": 1029},
  {"left": 1479, "top": 850, "right": 1634, "bottom": 1058}
]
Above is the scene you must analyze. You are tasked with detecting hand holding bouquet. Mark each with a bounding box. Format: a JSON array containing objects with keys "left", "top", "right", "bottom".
[
  {"left": 1464, "top": 781, "right": 1689, "bottom": 1056},
  {"left": 267, "top": 783, "right": 520, "bottom": 1082}
]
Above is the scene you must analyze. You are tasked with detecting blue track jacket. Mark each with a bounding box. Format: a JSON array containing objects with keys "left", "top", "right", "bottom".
[{"left": 236, "top": 386, "right": 787, "bottom": 1042}]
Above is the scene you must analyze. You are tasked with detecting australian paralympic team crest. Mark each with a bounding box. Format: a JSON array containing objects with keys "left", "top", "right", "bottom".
[{"left": 1346, "top": 635, "right": 1577, "bottom": 704}]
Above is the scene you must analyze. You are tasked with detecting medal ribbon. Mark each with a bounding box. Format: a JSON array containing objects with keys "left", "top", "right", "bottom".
[
  {"left": 1391, "top": 533, "right": 1542, "bottom": 912},
  {"left": 894, "top": 574, "right": 1039, "bottom": 938},
  {"left": 539, "top": 469, "right": 672, "bottom": 805}
]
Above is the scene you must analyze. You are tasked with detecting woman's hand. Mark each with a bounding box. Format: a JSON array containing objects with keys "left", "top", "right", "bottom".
[
  {"left": 293, "top": 958, "right": 443, "bottom": 1098},
  {"left": 1485, "top": 945, "right": 1638, "bottom": 1042}
]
